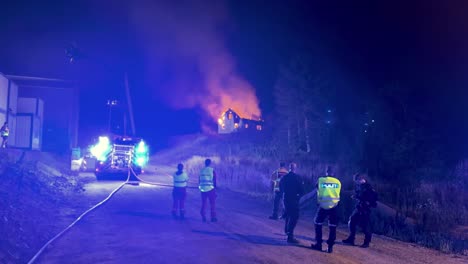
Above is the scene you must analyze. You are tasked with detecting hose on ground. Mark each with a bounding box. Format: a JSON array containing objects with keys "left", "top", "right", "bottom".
[
  {"left": 27, "top": 170, "right": 131, "bottom": 264},
  {"left": 130, "top": 167, "right": 199, "bottom": 189}
]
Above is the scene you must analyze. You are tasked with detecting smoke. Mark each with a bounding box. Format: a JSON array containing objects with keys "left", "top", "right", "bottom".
[{"left": 129, "top": 0, "right": 261, "bottom": 122}]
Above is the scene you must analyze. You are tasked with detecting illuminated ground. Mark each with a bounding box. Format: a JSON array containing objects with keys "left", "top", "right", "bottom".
[{"left": 37, "top": 166, "right": 466, "bottom": 264}]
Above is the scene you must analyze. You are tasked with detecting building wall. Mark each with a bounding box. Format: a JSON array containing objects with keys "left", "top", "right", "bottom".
[
  {"left": 0, "top": 73, "right": 19, "bottom": 146},
  {"left": 18, "top": 85, "right": 78, "bottom": 152}
]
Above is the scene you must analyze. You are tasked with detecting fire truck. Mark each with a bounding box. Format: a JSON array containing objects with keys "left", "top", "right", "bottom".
[{"left": 90, "top": 134, "right": 149, "bottom": 179}]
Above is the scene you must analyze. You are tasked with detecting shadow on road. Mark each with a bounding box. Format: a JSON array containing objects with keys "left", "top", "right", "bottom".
[
  {"left": 113, "top": 210, "right": 174, "bottom": 220},
  {"left": 192, "top": 229, "right": 289, "bottom": 246}
]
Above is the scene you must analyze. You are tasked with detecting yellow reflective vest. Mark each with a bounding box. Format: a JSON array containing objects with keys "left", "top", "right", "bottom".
[
  {"left": 1, "top": 127, "right": 9, "bottom": 137},
  {"left": 199, "top": 167, "right": 214, "bottom": 192},
  {"left": 173, "top": 171, "right": 188, "bottom": 188},
  {"left": 271, "top": 167, "right": 288, "bottom": 192},
  {"left": 317, "top": 176, "right": 341, "bottom": 209}
]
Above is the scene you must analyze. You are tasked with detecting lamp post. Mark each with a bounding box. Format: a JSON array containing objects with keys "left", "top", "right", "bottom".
[{"left": 107, "top": 99, "right": 118, "bottom": 133}]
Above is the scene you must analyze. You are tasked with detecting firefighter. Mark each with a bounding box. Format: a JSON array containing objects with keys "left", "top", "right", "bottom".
[
  {"left": 199, "top": 158, "right": 217, "bottom": 222},
  {"left": 311, "top": 166, "right": 341, "bottom": 253},
  {"left": 1, "top": 122, "right": 9, "bottom": 148},
  {"left": 172, "top": 163, "right": 189, "bottom": 220},
  {"left": 269, "top": 162, "right": 289, "bottom": 220},
  {"left": 279, "top": 162, "right": 304, "bottom": 243},
  {"left": 342, "top": 173, "right": 378, "bottom": 248}
]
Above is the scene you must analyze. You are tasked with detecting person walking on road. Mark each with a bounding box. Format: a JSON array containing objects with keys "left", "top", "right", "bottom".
[
  {"left": 342, "top": 173, "right": 378, "bottom": 248},
  {"left": 199, "top": 158, "right": 217, "bottom": 222},
  {"left": 269, "top": 162, "right": 288, "bottom": 220},
  {"left": 172, "top": 163, "right": 189, "bottom": 220},
  {"left": 311, "top": 166, "right": 341, "bottom": 253},
  {"left": 279, "top": 162, "right": 304, "bottom": 243}
]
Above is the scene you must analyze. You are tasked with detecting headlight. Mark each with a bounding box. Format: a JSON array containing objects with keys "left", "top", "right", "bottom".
[{"left": 136, "top": 156, "right": 147, "bottom": 166}]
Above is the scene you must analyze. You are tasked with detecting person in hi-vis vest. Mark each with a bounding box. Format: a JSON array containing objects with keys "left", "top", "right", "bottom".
[
  {"left": 311, "top": 166, "right": 341, "bottom": 254},
  {"left": 1, "top": 122, "right": 9, "bottom": 148},
  {"left": 269, "top": 162, "right": 289, "bottom": 220},
  {"left": 172, "top": 163, "right": 189, "bottom": 219},
  {"left": 199, "top": 159, "right": 217, "bottom": 222}
]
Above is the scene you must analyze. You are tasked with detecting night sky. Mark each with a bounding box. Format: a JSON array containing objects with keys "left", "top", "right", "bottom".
[{"left": 1, "top": 0, "right": 467, "bottom": 153}]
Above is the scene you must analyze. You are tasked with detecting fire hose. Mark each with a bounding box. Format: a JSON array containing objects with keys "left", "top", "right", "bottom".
[{"left": 27, "top": 167, "right": 197, "bottom": 263}]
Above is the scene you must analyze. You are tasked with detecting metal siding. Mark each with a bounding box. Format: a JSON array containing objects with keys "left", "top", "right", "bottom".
[
  {"left": 0, "top": 74, "right": 7, "bottom": 110},
  {"left": 9, "top": 82, "right": 18, "bottom": 114},
  {"left": 15, "top": 115, "right": 32, "bottom": 148},
  {"left": 17, "top": 97, "right": 38, "bottom": 115},
  {"left": 0, "top": 112, "right": 5, "bottom": 126},
  {"left": 8, "top": 116, "right": 16, "bottom": 146},
  {"left": 32, "top": 116, "right": 42, "bottom": 150}
]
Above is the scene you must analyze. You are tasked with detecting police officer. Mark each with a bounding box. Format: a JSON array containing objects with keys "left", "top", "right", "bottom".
[
  {"left": 311, "top": 166, "right": 341, "bottom": 253},
  {"left": 279, "top": 162, "right": 304, "bottom": 243},
  {"left": 342, "top": 173, "right": 377, "bottom": 248}
]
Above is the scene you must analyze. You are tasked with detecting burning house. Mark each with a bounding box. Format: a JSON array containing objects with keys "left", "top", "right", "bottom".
[{"left": 217, "top": 108, "right": 263, "bottom": 134}]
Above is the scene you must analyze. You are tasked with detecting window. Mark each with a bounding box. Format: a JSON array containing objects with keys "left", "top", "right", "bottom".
[
  {"left": 228, "top": 113, "right": 233, "bottom": 120},
  {"left": 234, "top": 123, "right": 239, "bottom": 128},
  {"left": 256, "top": 125, "right": 262, "bottom": 131},
  {"left": 245, "top": 124, "right": 249, "bottom": 128}
]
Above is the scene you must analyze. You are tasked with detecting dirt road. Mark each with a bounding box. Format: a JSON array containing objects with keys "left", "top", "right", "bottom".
[{"left": 36, "top": 165, "right": 466, "bottom": 264}]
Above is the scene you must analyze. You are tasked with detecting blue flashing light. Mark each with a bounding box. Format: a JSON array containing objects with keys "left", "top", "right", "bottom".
[
  {"left": 136, "top": 141, "right": 148, "bottom": 154},
  {"left": 90, "top": 136, "right": 111, "bottom": 161}
]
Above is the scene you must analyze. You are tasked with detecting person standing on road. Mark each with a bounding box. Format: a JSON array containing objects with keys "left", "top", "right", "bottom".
[
  {"left": 172, "top": 163, "right": 189, "bottom": 220},
  {"left": 311, "top": 166, "right": 341, "bottom": 253},
  {"left": 279, "top": 162, "right": 304, "bottom": 244},
  {"left": 342, "top": 173, "right": 378, "bottom": 248},
  {"left": 269, "top": 162, "right": 288, "bottom": 220},
  {"left": 199, "top": 158, "right": 217, "bottom": 222},
  {"left": 1, "top": 122, "right": 9, "bottom": 148}
]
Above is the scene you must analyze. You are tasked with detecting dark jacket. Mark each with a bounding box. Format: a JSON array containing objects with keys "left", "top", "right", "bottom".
[
  {"left": 279, "top": 172, "right": 304, "bottom": 203},
  {"left": 354, "top": 182, "right": 377, "bottom": 212}
]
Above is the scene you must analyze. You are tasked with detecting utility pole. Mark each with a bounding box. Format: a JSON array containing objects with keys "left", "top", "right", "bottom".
[{"left": 124, "top": 72, "right": 136, "bottom": 136}]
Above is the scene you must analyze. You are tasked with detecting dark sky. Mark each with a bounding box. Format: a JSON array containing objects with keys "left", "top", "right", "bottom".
[{"left": 1, "top": 0, "right": 467, "bottom": 151}]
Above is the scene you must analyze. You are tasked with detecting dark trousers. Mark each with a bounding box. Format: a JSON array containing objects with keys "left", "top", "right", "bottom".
[
  {"left": 172, "top": 187, "right": 187, "bottom": 214},
  {"left": 284, "top": 200, "right": 299, "bottom": 236},
  {"left": 314, "top": 206, "right": 338, "bottom": 246},
  {"left": 347, "top": 209, "right": 372, "bottom": 244},
  {"left": 1, "top": 136, "right": 7, "bottom": 148},
  {"left": 200, "top": 189, "right": 217, "bottom": 218},
  {"left": 271, "top": 191, "right": 283, "bottom": 217}
]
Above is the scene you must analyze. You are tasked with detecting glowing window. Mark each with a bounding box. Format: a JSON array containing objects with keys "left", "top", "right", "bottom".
[
  {"left": 234, "top": 123, "right": 239, "bottom": 128},
  {"left": 256, "top": 125, "right": 262, "bottom": 130},
  {"left": 245, "top": 124, "right": 249, "bottom": 128},
  {"left": 228, "top": 113, "right": 233, "bottom": 120}
]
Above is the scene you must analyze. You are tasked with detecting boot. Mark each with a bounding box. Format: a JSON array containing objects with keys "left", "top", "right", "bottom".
[
  {"left": 211, "top": 217, "right": 218, "bottom": 222},
  {"left": 287, "top": 235, "right": 299, "bottom": 244},
  {"left": 360, "top": 243, "right": 369, "bottom": 248},
  {"left": 342, "top": 237, "right": 355, "bottom": 246},
  {"left": 327, "top": 245, "right": 333, "bottom": 253},
  {"left": 180, "top": 211, "right": 185, "bottom": 220},
  {"left": 172, "top": 211, "right": 178, "bottom": 219},
  {"left": 202, "top": 216, "right": 207, "bottom": 222},
  {"left": 311, "top": 243, "right": 322, "bottom": 251}
]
